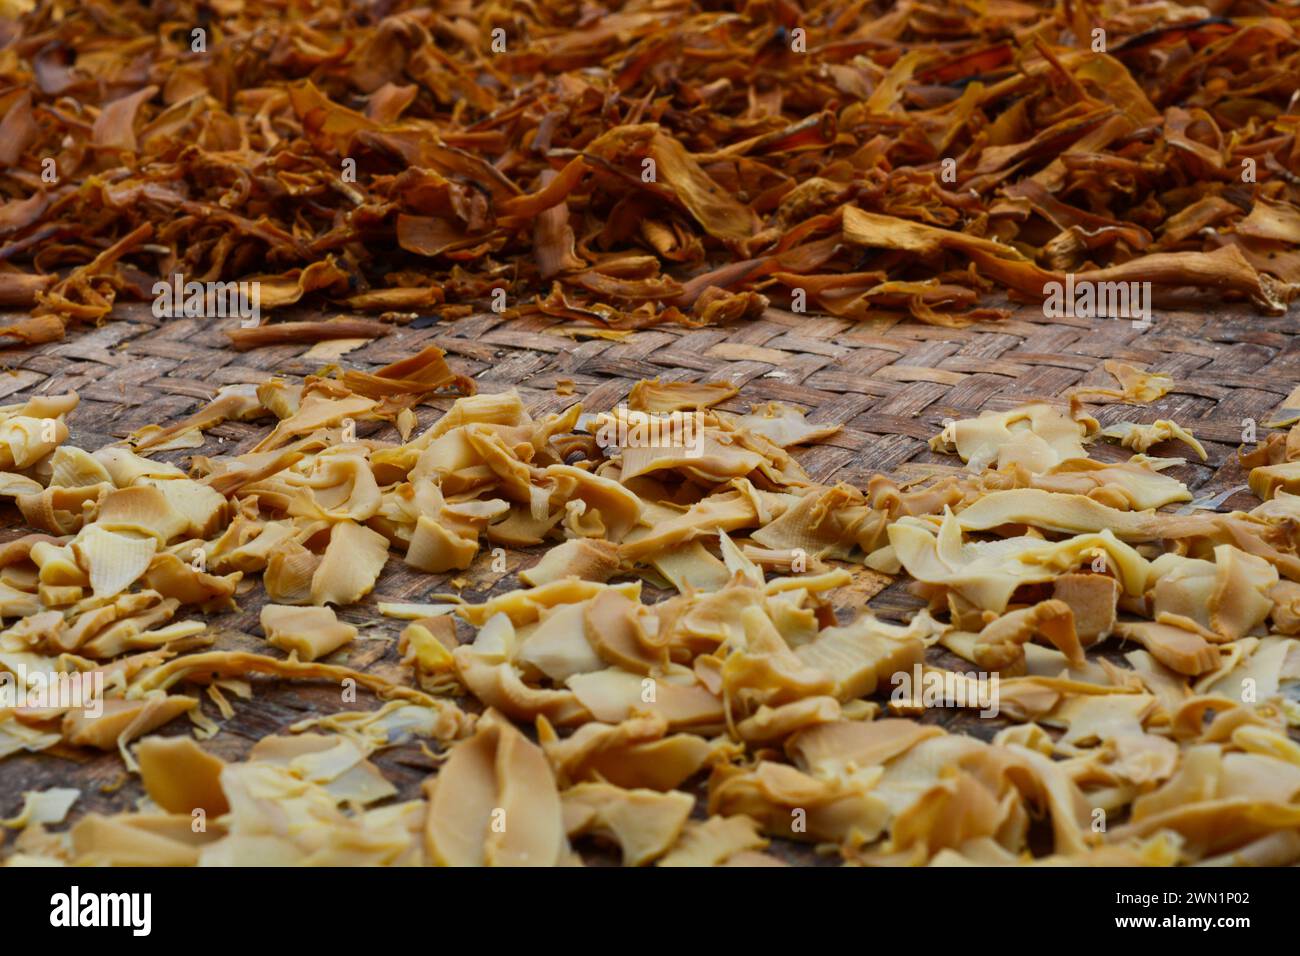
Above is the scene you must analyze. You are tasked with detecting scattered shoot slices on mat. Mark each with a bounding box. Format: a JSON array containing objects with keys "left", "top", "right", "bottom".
[{"left": 0, "top": 366, "right": 1299, "bottom": 867}]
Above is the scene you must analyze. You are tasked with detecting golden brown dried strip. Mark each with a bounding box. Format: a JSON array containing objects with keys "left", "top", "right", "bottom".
[{"left": 228, "top": 319, "right": 390, "bottom": 353}]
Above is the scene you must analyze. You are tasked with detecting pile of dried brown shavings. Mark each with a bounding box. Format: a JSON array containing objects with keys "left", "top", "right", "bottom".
[{"left": 0, "top": 0, "right": 1298, "bottom": 348}]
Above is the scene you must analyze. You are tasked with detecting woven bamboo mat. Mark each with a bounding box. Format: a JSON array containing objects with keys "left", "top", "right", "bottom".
[{"left": 1, "top": 300, "right": 1296, "bottom": 860}]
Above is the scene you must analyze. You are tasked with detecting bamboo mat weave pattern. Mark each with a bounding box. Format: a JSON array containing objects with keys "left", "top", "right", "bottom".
[{"left": 0, "top": 301, "right": 1296, "bottom": 853}]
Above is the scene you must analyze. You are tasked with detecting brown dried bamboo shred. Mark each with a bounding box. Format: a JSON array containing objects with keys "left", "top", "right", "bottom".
[{"left": 0, "top": 1, "right": 1293, "bottom": 342}]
